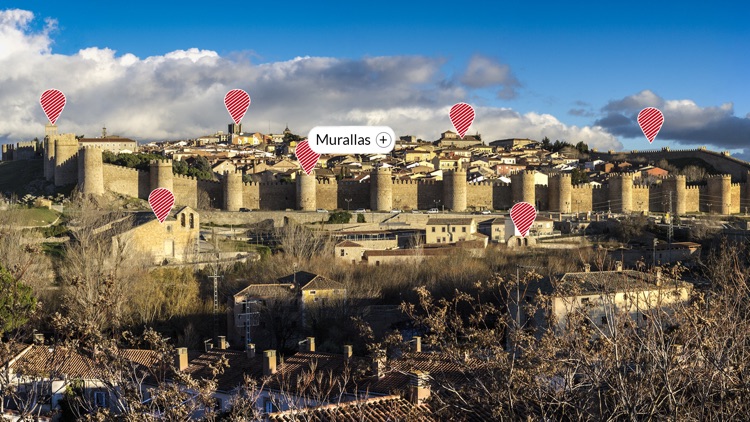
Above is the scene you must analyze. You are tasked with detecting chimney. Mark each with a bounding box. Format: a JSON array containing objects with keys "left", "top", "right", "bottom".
[
  {"left": 583, "top": 264, "right": 591, "bottom": 273},
  {"left": 263, "top": 350, "right": 277, "bottom": 375},
  {"left": 343, "top": 344, "right": 353, "bottom": 358},
  {"left": 615, "top": 261, "right": 623, "bottom": 272},
  {"left": 409, "top": 371, "right": 431, "bottom": 404},
  {"left": 298, "top": 337, "right": 315, "bottom": 353},
  {"left": 655, "top": 267, "right": 663, "bottom": 286},
  {"left": 371, "top": 350, "right": 386, "bottom": 379},
  {"left": 412, "top": 336, "right": 422, "bottom": 353},
  {"left": 174, "top": 347, "right": 188, "bottom": 371},
  {"left": 218, "top": 336, "right": 228, "bottom": 350},
  {"left": 246, "top": 343, "right": 256, "bottom": 359}
]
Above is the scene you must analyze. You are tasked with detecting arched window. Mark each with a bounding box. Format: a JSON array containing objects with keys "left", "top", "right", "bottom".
[
  {"left": 189, "top": 213, "right": 195, "bottom": 229},
  {"left": 181, "top": 213, "right": 186, "bottom": 227}
]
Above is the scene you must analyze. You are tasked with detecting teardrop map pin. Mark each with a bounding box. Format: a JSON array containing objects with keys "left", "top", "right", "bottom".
[
  {"left": 295, "top": 139, "right": 320, "bottom": 175},
  {"left": 224, "top": 89, "right": 251, "bottom": 125},
  {"left": 149, "top": 188, "right": 175, "bottom": 223},
  {"left": 638, "top": 107, "right": 664, "bottom": 143},
  {"left": 40, "top": 89, "right": 66, "bottom": 125},
  {"left": 510, "top": 202, "right": 537, "bottom": 238},
  {"left": 449, "top": 103, "right": 475, "bottom": 139}
]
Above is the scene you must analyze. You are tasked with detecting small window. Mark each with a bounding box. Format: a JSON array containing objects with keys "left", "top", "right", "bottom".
[
  {"left": 180, "top": 213, "right": 186, "bottom": 227},
  {"left": 340, "top": 249, "right": 345, "bottom": 257},
  {"left": 462, "top": 227, "right": 467, "bottom": 233},
  {"left": 189, "top": 213, "right": 195, "bottom": 229},
  {"left": 94, "top": 391, "right": 108, "bottom": 408},
  {"left": 166, "top": 225, "right": 172, "bottom": 233},
  {"left": 309, "top": 290, "right": 316, "bottom": 295},
  {"left": 431, "top": 227, "right": 435, "bottom": 232},
  {"left": 601, "top": 316, "right": 608, "bottom": 325},
  {"left": 452, "top": 227, "right": 456, "bottom": 232},
  {"left": 442, "top": 227, "right": 446, "bottom": 232},
  {"left": 375, "top": 261, "right": 380, "bottom": 266}
]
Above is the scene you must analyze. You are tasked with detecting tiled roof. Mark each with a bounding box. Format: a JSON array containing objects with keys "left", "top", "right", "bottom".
[
  {"left": 300, "top": 276, "right": 345, "bottom": 292},
  {"left": 9, "top": 345, "right": 161, "bottom": 380},
  {"left": 335, "top": 240, "right": 363, "bottom": 248},
  {"left": 183, "top": 349, "right": 264, "bottom": 393},
  {"left": 268, "top": 395, "right": 434, "bottom": 421},
  {"left": 234, "top": 283, "right": 296, "bottom": 299},
  {"left": 426, "top": 218, "right": 475, "bottom": 226}
]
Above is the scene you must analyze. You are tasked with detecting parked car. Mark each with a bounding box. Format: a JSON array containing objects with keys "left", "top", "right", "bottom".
[
  {"left": 355, "top": 208, "right": 367, "bottom": 213},
  {"left": 239, "top": 208, "right": 251, "bottom": 212},
  {"left": 480, "top": 210, "right": 492, "bottom": 215},
  {"left": 316, "top": 208, "right": 329, "bottom": 213},
  {"left": 390, "top": 209, "right": 401, "bottom": 214},
  {"left": 427, "top": 208, "right": 440, "bottom": 214}
]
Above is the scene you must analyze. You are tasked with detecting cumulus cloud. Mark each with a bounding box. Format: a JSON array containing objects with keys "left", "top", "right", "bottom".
[
  {"left": 0, "top": 9, "right": 620, "bottom": 151},
  {"left": 596, "top": 90, "right": 750, "bottom": 148},
  {"left": 459, "top": 55, "right": 520, "bottom": 99}
]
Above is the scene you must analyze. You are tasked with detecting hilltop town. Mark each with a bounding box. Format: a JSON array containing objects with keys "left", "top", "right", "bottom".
[{"left": 1, "top": 124, "right": 749, "bottom": 420}]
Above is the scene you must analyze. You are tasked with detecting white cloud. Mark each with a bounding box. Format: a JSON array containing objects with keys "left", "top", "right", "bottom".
[
  {"left": 460, "top": 55, "right": 520, "bottom": 99},
  {"left": 0, "top": 9, "right": 620, "bottom": 152},
  {"left": 596, "top": 90, "right": 750, "bottom": 148}
]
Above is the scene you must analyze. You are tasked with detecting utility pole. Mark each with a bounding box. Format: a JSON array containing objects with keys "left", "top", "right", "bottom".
[{"left": 208, "top": 264, "right": 223, "bottom": 338}]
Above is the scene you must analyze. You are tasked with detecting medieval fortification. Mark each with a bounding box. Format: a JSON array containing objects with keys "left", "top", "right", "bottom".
[{"left": 40, "top": 136, "right": 750, "bottom": 215}]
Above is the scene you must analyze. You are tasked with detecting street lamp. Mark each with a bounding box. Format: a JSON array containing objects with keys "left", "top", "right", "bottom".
[{"left": 345, "top": 198, "right": 352, "bottom": 212}]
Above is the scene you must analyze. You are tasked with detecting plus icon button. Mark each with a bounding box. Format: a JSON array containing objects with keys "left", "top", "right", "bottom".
[{"left": 375, "top": 132, "right": 392, "bottom": 149}]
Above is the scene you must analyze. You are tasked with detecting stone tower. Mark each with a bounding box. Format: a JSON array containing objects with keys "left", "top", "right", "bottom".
[
  {"left": 77, "top": 146, "right": 104, "bottom": 196},
  {"left": 296, "top": 170, "right": 317, "bottom": 211},
  {"left": 707, "top": 174, "right": 731, "bottom": 214},
  {"left": 609, "top": 173, "right": 633, "bottom": 213},
  {"left": 370, "top": 167, "right": 393, "bottom": 211},
  {"left": 661, "top": 175, "right": 686, "bottom": 215},
  {"left": 150, "top": 159, "right": 174, "bottom": 192},
  {"left": 443, "top": 169, "right": 467, "bottom": 212},
  {"left": 548, "top": 173, "right": 572, "bottom": 213},
  {"left": 511, "top": 170, "right": 536, "bottom": 206},
  {"left": 53, "top": 134, "right": 79, "bottom": 187},
  {"left": 223, "top": 170, "right": 244, "bottom": 211}
]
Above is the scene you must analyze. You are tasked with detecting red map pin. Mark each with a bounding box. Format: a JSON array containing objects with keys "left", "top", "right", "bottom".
[
  {"left": 149, "top": 188, "right": 175, "bottom": 223},
  {"left": 224, "top": 89, "right": 251, "bottom": 125},
  {"left": 40, "top": 89, "right": 66, "bottom": 125},
  {"left": 449, "top": 102, "right": 475, "bottom": 139},
  {"left": 295, "top": 139, "right": 320, "bottom": 175},
  {"left": 510, "top": 202, "right": 537, "bottom": 238},
  {"left": 638, "top": 107, "right": 664, "bottom": 143}
]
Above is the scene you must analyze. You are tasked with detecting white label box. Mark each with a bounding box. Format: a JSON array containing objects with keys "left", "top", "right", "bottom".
[{"left": 307, "top": 126, "right": 395, "bottom": 154}]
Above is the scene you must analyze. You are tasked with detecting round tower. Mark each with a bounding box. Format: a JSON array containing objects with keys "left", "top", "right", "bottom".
[
  {"left": 609, "top": 173, "right": 633, "bottom": 213},
  {"left": 53, "top": 134, "right": 79, "bottom": 187},
  {"left": 296, "top": 170, "right": 317, "bottom": 211},
  {"left": 511, "top": 170, "right": 536, "bottom": 206},
  {"left": 370, "top": 167, "right": 393, "bottom": 211},
  {"left": 707, "top": 174, "right": 731, "bottom": 214},
  {"left": 662, "top": 175, "right": 686, "bottom": 216},
  {"left": 77, "top": 146, "right": 104, "bottom": 196},
  {"left": 223, "top": 170, "right": 244, "bottom": 211},
  {"left": 549, "top": 173, "right": 572, "bottom": 213},
  {"left": 150, "top": 159, "right": 174, "bottom": 192},
  {"left": 443, "top": 169, "right": 467, "bottom": 212}
]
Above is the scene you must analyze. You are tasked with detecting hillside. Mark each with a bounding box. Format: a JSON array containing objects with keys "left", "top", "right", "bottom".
[{"left": 0, "top": 159, "right": 44, "bottom": 195}]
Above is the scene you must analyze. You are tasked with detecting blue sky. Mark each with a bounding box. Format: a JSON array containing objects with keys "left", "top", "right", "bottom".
[{"left": 1, "top": 1, "right": 748, "bottom": 155}]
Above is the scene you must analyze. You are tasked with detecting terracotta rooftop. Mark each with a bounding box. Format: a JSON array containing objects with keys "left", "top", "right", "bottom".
[
  {"left": 335, "top": 240, "right": 363, "bottom": 248},
  {"left": 234, "top": 283, "right": 296, "bottom": 300},
  {"left": 9, "top": 345, "right": 161, "bottom": 380},
  {"left": 425, "top": 218, "right": 475, "bottom": 226},
  {"left": 268, "top": 395, "right": 434, "bottom": 421}
]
